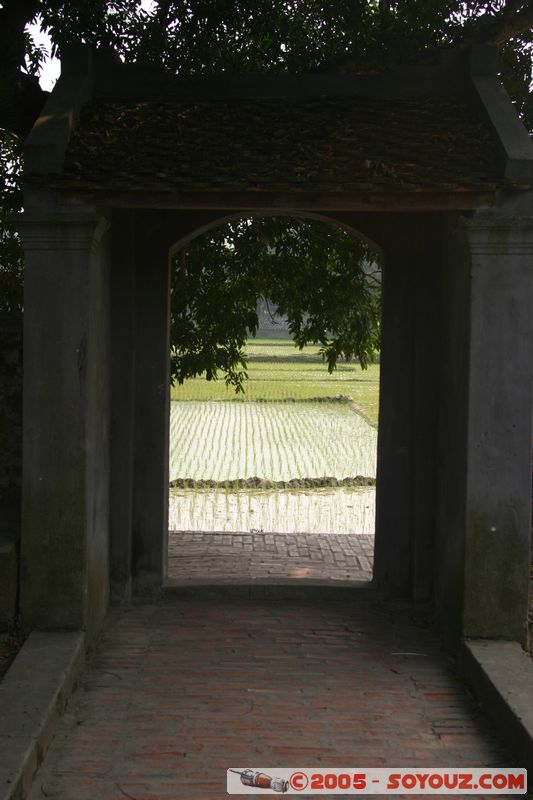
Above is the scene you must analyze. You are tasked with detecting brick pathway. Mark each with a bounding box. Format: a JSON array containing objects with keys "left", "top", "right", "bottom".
[
  {"left": 167, "top": 532, "right": 375, "bottom": 584},
  {"left": 29, "top": 595, "right": 513, "bottom": 800}
]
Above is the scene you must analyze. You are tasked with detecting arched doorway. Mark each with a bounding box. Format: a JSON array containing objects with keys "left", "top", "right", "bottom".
[{"left": 165, "top": 213, "right": 382, "bottom": 587}]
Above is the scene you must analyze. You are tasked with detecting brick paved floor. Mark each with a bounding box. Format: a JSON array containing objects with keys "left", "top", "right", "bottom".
[
  {"left": 29, "top": 594, "right": 514, "bottom": 800},
  {"left": 167, "top": 532, "right": 375, "bottom": 584}
]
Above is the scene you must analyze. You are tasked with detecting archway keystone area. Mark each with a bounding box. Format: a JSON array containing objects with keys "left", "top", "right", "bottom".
[{"left": 20, "top": 42, "right": 533, "bottom": 653}]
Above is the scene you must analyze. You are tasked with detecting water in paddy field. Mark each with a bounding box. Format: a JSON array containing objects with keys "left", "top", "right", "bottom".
[
  {"left": 168, "top": 399, "right": 377, "bottom": 536},
  {"left": 168, "top": 486, "right": 376, "bottom": 535}
]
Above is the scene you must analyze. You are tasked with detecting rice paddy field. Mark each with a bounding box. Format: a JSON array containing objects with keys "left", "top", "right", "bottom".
[
  {"left": 168, "top": 336, "right": 380, "bottom": 537},
  {"left": 168, "top": 400, "right": 377, "bottom": 482},
  {"left": 170, "top": 338, "right": 380, "bottom": 426}
]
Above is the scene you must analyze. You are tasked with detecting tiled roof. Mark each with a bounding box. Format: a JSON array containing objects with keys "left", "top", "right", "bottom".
[{"left": 58, "top": 95, "right": 499, "bottom": 192}]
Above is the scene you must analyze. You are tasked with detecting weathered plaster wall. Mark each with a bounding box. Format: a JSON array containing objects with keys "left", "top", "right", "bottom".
[
  {"left": 21, "top": 218, "right": 89, "bottom": 629},
  {"left": 434, "top": 206, "right": 533, "bottom": 647},
  {"left": 462, "top": 210, "right": 533, "bottom": 642}
]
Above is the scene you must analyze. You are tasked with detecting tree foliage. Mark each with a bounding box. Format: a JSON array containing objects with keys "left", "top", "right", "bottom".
[
  {"left": 0, "top": 0, "right": 531, "bottom": 385},
  {"left": 170, "top": 217, "right": 381, "bottom": 391}
]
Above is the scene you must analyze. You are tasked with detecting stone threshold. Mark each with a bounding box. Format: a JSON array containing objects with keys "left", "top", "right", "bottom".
[
  {"left": 0, "top": 632, "right": 85, "bottom": 800},
  {"left": 163, "top": 581, "right": 374, "bottom": 602},
  {"left": 460, "top": 639, "right": 533, "bottom": 776}
]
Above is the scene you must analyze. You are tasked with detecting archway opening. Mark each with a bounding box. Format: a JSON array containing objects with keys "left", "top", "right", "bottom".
[{"left": 164, "top": 214, "right": 382, "bottom": 587}]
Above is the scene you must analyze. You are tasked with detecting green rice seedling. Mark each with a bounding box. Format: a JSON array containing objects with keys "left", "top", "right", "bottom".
[
  {"left": 168, "top": 392, "right": 378, "bottom": 535},
  {"left": 169, "top": 400, "right": 378, "bottom": 482}
]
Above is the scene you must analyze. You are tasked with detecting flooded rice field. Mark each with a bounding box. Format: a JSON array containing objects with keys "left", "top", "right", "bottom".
[
  {"left": 168, "top": 485, "right": 376, "bottom": 535},
  {"left": 168, "top": 399, "right": 377, "bottom": 537},
  {"left": 169, "top": 400, "right": 377, "bottom": 482}
]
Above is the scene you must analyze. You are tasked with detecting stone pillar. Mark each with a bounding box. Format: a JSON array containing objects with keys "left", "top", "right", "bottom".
[
  {"left": 20, "top": 202, "right": 110, "bottom": 632},
  {"left": 109, "top": 210, "right": 136, "bottom": 603},
  {"left": 432, "top": 214, "right": 472, "bottom": 647},
  {"left": 0, "top": 313, "right": 23, "bottom": 629},
  {"left": 373, "top": 220, "right": 441, "bottom": 601},
  {"left": 373, "top": 236, "right": 415, "bottom": 596},
  {"left": 411, "top": 228, "right": 440, "bottom": 603},
  {"left": 0, "top": 313, "right": 23, "bottom": 535},
  {"left": 462, "top": 211, "right": 533, "bottom": 641},
  {"left": 131, "top": 221, "right": 171, "bottom": 596}
]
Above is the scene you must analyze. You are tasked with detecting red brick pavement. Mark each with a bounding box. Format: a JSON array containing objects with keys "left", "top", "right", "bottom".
[
  {"left": 167, "top": 532, "right": 374, "bottom": 584},
  {"left": 29, "top": 594, "right": 515, "bottom": 800}
]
